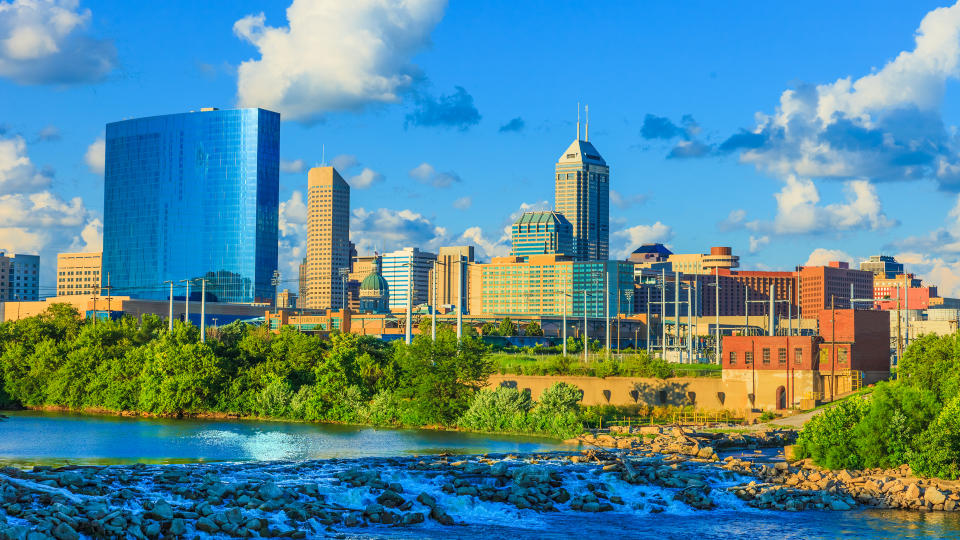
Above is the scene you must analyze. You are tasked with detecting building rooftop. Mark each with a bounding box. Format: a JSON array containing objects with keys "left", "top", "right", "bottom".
[
  {"left": 631, "top": 243, "right": 673, "bottom": 256},
  {"left": 513, "top": 211, "right": 570, "bottom": 226},
  {"left": 557, "top": 139, "right": 606, "bottom": 166}
]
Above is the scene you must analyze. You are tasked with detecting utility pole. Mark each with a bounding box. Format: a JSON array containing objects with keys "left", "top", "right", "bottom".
[
  {"left": 660, "top": 268, "right": 666, "bottom": 358},
  {"left": 271, "top": 269, "right": 281, "bottom": 308},
  {"left": 744, "top": 283, "right": 749, "bottom": 335},
  {"left": 562, "top": 292, "right": 567, "bottom": 357},
  {"left": 432, "top": 261, "right": 438, "bottom": 341},
  {"left": 179, "top": 279, "right": 191, "bottom": 326},
  {"left": 645, "top": 287, "right": 650, "bottom": 354},
  {"left": 904, "top": 274, "right": 910, "bottom": 349},
  {"left": 456, "top": 255, "right": 464, "bottom": 342},
  {"left": 768, "top": 283, "right": 775, "bottom": 337},
  {"left": 674, "top": 271, "right": 681, "bottom": 361},
  {"left": 711, "top": 267, "right": 721, "bottom": 364},
  {"left": 583, "top": 289, "right": 588, "bottom": 363},
  {"left": 831, "top": 294, "right": 836, "bottom": 402},
  {"left": 405, "top": 257, "right": 413, "bottom": 345},
  {"left": 199, "top": 279, "right": 207, "bottom": 343},
  {"left": 605, "top": 271, "right": 610, "bottom": 357},
  {"left": 165, "top": 281, "right": 174, "bottom": 331}
]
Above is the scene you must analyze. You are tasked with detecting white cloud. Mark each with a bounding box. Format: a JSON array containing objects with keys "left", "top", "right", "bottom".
[
  {"left": 278, "top": 190, "right": 308, "bottom": 282},
  {"left": 895, "top": 251, "right": 960, "bottom": 297},
  {"left": 408, "top": 162, "right": 460, "bottom": 188},
  {"left": 0, "top": 227, "right": 46, "bottom": 254},
  {"left": 348, "top": 167, "right": 385, "bottom": 189},
  {"left": 84, "top": 137, "right": 104, "bottom": 175},
  {"left": 458, "top": 226, "right": 509, "bottom": 260},
  {"left": 36, "top": 125, "right": 59, "bottom": 141},
  {"left": 750, "top": 176, "right": 895, "bottom": 234},
  {"left": 724, "top": 2, "right": 960, "bottom": 190},
  {"left": 0, "top": 135, "right": 52, "bottom": 193},
  {"left": 804, "top": 248, "right": 855, "bottom": 267},
  {"left": 0, "top": 0, "right": 116, "bottom": 85},
  {"left": 351, "top": 206, "right": 449, "bottom": 255},
  {"left": 452, "top": 196, "right": 471, "bottom": 210},
  {"left": 279, "top": 159, "right": 305, "bottom": 174},
  {"left": 609, "top": 189, "right": 648, "bottom": 209},
  {"left": 69, "top": 217, "right": 101, "bottom": 252},
  {"left": 234, "top": 0, "right": 446, "bottom": 122},
  {"left": 717, "top": 208, "right": 746, "bottom": 231},
  {"left": 749, "top": 235, "right": 770, "bottom": 254},
  {"left": 331, "top": 154, "right": 358, "bottom": 171},
  {"left": 612, "top": 221, "right": 674, "bottom": 258}
]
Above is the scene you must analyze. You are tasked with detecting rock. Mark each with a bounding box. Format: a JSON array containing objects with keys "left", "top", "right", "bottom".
[
  {"left": 402, "top": 512, "right": 425, "bottom": 525},
  {"left": 58, "top": 472, "right": 83, "bottom": 487},
  {"left": 417, "top": 492, "right": 437, "bottom": 508},
  {"left": 830, "top": 500, "right": 851, "bottom": 511},
  {"left": 343, "top": 513, "right": 361, "bottom": 527},
  {"left": 258, "top": 482, "right": 283, "bottom": 501},
  {"left": 377, "top": 490, "right": 405, "bottom": 508},
  {"left": 51, "top": 523, "right": 79, "bottom": 540},
  {"left": 925, "top": 487, "right": 947, "bottom": 506},
  {"left": 697, "top": 447, "right": 715, "bottom": 459},
  {"left": 429, "top": 507, "right": 454, "bottom": 526},
  {"left": 581, "top": 501, "right": 600, "bottom": 512},
  {"left": 142, "top": 521, "right": 161, "bottom": 538},
  {"left": 169, "top": 518, "right": 186, "bottom": 536},
  {"left": 906, "top": 483, "right": 921, "bottom": 501},
  {"left": 147, "top": 499, "right": 173, "bottom": 521}
]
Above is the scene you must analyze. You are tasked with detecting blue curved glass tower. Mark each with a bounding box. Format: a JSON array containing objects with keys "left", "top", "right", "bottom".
[{"left": 102, "top": 108, "right": 279, "bottom": 303}]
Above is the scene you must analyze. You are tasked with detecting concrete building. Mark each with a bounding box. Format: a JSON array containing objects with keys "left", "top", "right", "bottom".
[
  {"left": 382, "top": 247, "right": 436, "bottom": 310},
  {"left": 56, "top": 252, "right": 102, "bottom": 297},
  {"left": 0, "top": 253, "right": 40, "bottom": 302},
  {"left": 555, "top": 115, "right": 609, "bottom": 261},
  {"left": 277, "top": 289, "right": 297, "bottom": 309},
  {"left": 798, "top": 262, "right": 873, "bottom": 319},
  {"left": 102, "top": 107, "right": 279, "bottom": 304},
  {"left": 860, "top": 255, "right": 904, "bottom": 279},
  {"left": 510, "top": 212, "right": 573, "bottom": 260},
  {"left": 627, "top": 243, "right": 672, "bottom": 266},
  {"left": 428, "top": 246, "right": 474, "bottom": 310},
  {"left": 302, "top": 166, "right": 350, "bottom": 310},
  {"left": 1, "top": 295, "right": 266, "bottom": 326},
  {"left": 872, "top": 273, "right": 936, "bottom": 311},
  {"left": 475, "top": 254, "right": 633, "bottom": 317},
  {"left": 358, "top": 259, "right": 390, "bottom": 313},
  {"left": 667, "top": 246, "right": 740, "bottom": 275},
  {"left": 722, "top": 309, "right": 890, "bottom": 410}
]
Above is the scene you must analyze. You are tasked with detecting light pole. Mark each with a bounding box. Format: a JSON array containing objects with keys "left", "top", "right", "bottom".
[
  {"left": 339, "top": 267, "right": 350, "bottom": 311},
  {"left": 402, "top": 257, "right": 414, "bottom": 345},
  {"left": 707, "top": 268, "right": 721, "bottom": 364},
  {"left": 164, "top": 281, "right": 174, "bottom": 331},
  {"left": 197, "top": 278, "right": 208, "bottom": 343},
  {"left": 179, "top": 279, "right": 192, "bottom": 326},
  {"left": 457, "top": 254, "right": 464, "bottom": 342}
]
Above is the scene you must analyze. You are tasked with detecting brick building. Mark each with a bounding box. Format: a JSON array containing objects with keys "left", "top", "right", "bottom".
[
  {"left": 722, "top": 309, "right": 890, "bottom": 410},
  {"left": 798, "top": 262, "right": 873, "bottom": 319},
  {"left": 699, "top": 269, "right": 797, "bottom": 318}
]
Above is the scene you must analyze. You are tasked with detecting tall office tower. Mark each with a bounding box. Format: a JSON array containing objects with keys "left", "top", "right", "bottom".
[
  {"left": 428, "top": 245, "right": 475, "bottom": 308},
  {"left": 0, "top": 253, "right": 40, "bottom": 301},
  {"left": 102, "top": 108, "right": 279, "bottom": 304},
  {"left": 57, "top": 252, "right": 102, "bottom": 297},
  {"left": 303, "top": 166, "right": 351, "bottom": 310},
  {"left": 860, "top": 255, "right": 904, "bottom": 279},
  {"left": 382, "top": 247, "right": 437, "bottom": 310},
  {"left": 509, "top": 212, "right": 573, "bottom": 260},
  {"left": 555, "top": 108, "right": 609, "bottom": 261}
]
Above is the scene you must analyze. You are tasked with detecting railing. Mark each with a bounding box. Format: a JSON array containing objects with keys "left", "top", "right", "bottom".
[
  {"left": 594, "top": 410, "right": 746, "bottom": 430},
  {"left": 802, "top": 390, "right": 824, "bottom": 401}
]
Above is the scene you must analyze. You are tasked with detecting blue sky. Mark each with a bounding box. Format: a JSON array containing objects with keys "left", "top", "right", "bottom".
[{"left": 3, "top": 0, "right": 960, "bottom": 295}]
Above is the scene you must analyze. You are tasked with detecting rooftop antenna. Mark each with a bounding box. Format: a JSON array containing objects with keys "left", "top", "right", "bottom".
[
  {"left": 576, "top": 102, "right": 581, "bottom": 141},
  {"left": 322, "top": 144, "right": 326, "bottom": 167},
  {"left": 585, "top": 104, "right": 589, "bottom": 142}
]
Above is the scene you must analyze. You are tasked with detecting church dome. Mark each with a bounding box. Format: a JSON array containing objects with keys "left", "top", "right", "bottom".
[{"left": 359, "top": 271, "right": 388, "bottom": 297}]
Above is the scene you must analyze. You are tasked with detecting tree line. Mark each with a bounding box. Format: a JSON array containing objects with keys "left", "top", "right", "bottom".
[{"left": 0, "top": 305, "right": 585, "bottom": 438}]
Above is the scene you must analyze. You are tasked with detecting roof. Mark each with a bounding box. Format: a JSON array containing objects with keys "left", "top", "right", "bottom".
[
  {"left": 513, "top": 211, "right": 570, "bottom": 226},
  {"left": 360, "top": 271, "right": 388, "bottom": 294},
  {"left": 632, "top": 243, "right": 673, "bottom": 256},
  {"left": 557, "top": 139, "right": 606, "bottom": 166}
]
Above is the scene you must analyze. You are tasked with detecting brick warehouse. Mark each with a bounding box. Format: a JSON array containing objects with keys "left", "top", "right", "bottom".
[{"left": 721, "top": 309, "right": 890, "bottom": 410}]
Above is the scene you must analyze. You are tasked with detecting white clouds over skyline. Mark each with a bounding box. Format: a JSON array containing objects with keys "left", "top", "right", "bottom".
[
  {"left": 234, "top": 0, "right": 447, "bottom": 122},
  {"left": 0, "top": 0, "right": 116, "bottom": 85},
  {"left": 84, "top": 137, "right": 104, "bottom": 176}
]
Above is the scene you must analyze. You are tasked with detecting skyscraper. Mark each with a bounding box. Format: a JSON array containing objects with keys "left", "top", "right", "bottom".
[
  {"left": 555, "top": 108, "right": 609, "bottom": 261},
  {"left": 382, "top": 247, "right": 436, "bottom": 310},
  {"left": 509, "top": 211, "right": 573, "bottom": 260},
  {"left": 303, "top": 166, "right": 351, "bottom": 310},
  {"left": 0, "top": 253, "right": 39, "bottom": 301},
  {"left": 57, "top": 252, "right": 102, "bottom": 297},
  {"left": 102, "top": 107, "right": 279, "bottom": 304}
]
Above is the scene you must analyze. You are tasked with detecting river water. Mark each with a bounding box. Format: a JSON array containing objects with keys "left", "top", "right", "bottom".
[{"left": 2, "top": 411, "right": 960, "bottom": 539}]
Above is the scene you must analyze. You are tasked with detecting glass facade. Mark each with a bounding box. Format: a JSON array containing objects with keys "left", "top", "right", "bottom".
[{"left": 102, "top": 108, "right": 279, "bottom": 303}]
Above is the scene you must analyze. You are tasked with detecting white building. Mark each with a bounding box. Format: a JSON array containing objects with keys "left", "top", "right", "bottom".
[{"left": 381, "top": 247, "right": 436, "bottom": 310}]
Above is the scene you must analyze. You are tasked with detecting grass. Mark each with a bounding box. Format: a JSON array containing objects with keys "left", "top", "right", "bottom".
[{"left": 490, "top": 352, "right": 722, "bottom": 379}]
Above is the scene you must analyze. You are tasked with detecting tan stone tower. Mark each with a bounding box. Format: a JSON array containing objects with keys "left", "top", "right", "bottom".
[
  {"left": 555, "top": 106, "right": 609, "bottom": 261},
  {"left": 303, "top": 166, "right": 350, "bottom": 309}
]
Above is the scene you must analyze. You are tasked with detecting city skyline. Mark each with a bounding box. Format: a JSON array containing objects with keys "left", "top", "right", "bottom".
[{"left": 4, "top": 1, "right": 960, "bottom": 296}]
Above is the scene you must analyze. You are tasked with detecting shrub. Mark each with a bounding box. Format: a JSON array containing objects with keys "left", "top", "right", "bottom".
[{"left": 795, "top": 397, "right": 870, "bottom": 469}]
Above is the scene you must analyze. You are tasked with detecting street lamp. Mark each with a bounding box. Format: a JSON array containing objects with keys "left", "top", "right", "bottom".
[{"left": 339, "top": 267, "right": 350, "bottom": 311}]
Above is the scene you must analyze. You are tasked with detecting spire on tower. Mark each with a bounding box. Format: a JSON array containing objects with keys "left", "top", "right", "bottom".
[
  {"left": 585, "top": 105, "right": 589, "bottom": 142},
  {"left": 576, "top": 102, "right": 581, "bottom": 141}
]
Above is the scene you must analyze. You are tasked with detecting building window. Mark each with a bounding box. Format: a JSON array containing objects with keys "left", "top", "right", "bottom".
[
  {"left": 745, "top": 351, "right": 753, "bottom": 365},
  {"left": 762, "top": 348, "right": 770, "bottom": 365},
  {"left": 778, "top": 348, "right": 787, "bottom": 365},
  {"left": 839, "top": 348, "right": 848, "bottom": 364},
  {"left": 729, "top": 351, "right": 737, "bottom": 366},
  {"left": 794, "top": 348, "right": 803, "bottom": 365}
]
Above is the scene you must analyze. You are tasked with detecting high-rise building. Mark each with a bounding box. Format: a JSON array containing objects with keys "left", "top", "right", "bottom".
[
  {"left": 510, "top": 212, "right": 573, "bottom": 260},
  {"left": 382, "top": 247, "right": 436, "bottom": 310},
  {"left": 277, "top": 289, "right": 297, "bottom": 309},
  {"left": 555, "top": 115, "right": 609, "bottom": 261},
  {"left": 476, "top": 254, "right": 633, "bottom": 317},
  {"left": 102, "top": 107, "right": 279, "bottom": 304},
  {"left": 798, "top": 261, "right": 873, "bottom": 318},
  {"left": 57, "top": 252, "right": 102, "bottom": 297},
  {"left": 0, "top": 253, "right": 39, "bottom": 301},
  {"left": 628, "top": 243, "right": 672, "bottom": 266},
  {"left": 667, "top": 246, "right": 740, "bottom": 274},
  {"left": 302, "top": 166, "right": 350, "bottom": 310},
  {"left": 860, "top": 255, "right": 904, "bottom": 279},
  {"left": 428, "top": 246, "right": 475, "bottom": 309}
]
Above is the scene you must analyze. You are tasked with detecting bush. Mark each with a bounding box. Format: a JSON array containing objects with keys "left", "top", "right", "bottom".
[{"left": 795, "top": 397, "right": 870, "bottom": 470}]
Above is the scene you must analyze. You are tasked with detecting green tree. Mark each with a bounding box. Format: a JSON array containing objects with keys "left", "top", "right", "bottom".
[
  {"left": 523, "top": 321, "right": 544, "bottom": 336},
  {"left": 499, "top": 317, "right": 516, "bottom": 337}
]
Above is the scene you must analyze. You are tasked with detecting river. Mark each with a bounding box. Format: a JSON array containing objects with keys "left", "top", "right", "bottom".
[{"left": 2, "top": 411, "right": 960, "bottom": 539}]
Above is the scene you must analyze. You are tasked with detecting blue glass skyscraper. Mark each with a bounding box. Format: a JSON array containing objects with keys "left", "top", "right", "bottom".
[{"left": 102, "top": 108, "right": 279, "bottom": 303}]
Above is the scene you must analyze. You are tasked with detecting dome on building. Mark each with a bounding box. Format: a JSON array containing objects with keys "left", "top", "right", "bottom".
[{"left": 359, "top": 271, "right": 388, "bottom": 297}]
